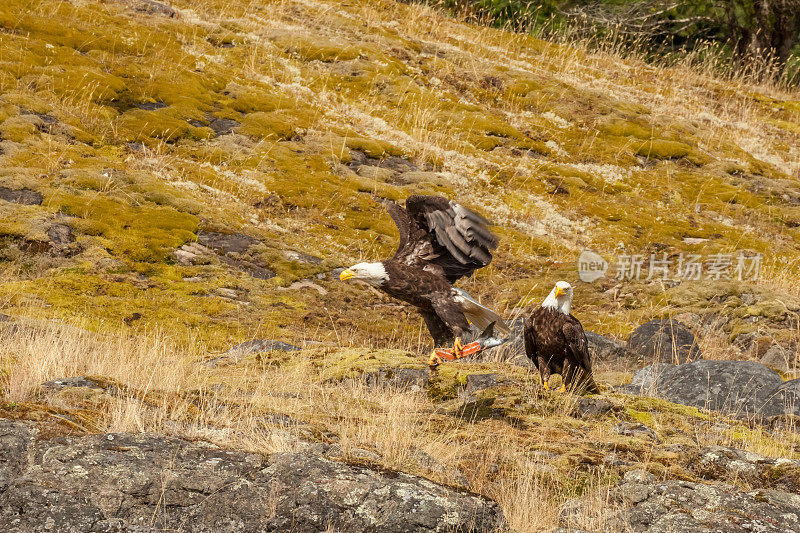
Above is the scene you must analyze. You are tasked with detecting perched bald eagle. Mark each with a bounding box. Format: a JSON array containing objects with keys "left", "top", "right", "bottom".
[
  {"left": 339, "top": 194, "right": 509, "bottom": 367},
  {"left": 523, "top": 281, "right": 598, "bottom": 393}
]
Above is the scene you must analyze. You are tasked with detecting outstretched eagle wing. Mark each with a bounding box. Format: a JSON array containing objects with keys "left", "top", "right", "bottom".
[{"left": 386, "top": 194, "right": 498, "bottom": 283}]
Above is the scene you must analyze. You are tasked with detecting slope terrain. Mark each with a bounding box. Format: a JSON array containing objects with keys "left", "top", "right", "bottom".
[{"left": 2, "top": 0, "right": 800, "bottom": 530}]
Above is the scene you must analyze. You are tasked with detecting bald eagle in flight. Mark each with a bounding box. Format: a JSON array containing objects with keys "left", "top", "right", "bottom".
[
  {"left": 524, "top": 281, "right": 598, "bottom": 393},
  {"left": 339, "top": 194, "right": 509, "bottom": 367}
]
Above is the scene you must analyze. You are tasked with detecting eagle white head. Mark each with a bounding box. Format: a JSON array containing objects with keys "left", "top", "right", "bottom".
[
  {"left": 339, "top": 262, "right": 389, "bottom": 287},
  {"left": 542, "top": 281, "right": 573, "bottom": 315}
]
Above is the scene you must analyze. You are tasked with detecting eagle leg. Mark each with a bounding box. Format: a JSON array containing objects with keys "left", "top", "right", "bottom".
[
  {"left": 543, "top": 380, "right": 550, "bottom": 391},
  {"left": 427, "top": 337, "right": 470, "bottom": 370},
  {"left": 453, "top": 337, "right": 463, "bottom": 355},
  {"left": 428, "top": 350, "right": 444, "bottom": 370},
  {"left": 557, "top": 384, "right": 566, "bottom": 393}
]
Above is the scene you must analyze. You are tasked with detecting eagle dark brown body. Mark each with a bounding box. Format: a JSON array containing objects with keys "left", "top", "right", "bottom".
[
  {"left": 523, "top": 282, "right": 598, "bottom": 394},
  {"left": 340, "top": 195, "right": 509, "bottom": 364}
]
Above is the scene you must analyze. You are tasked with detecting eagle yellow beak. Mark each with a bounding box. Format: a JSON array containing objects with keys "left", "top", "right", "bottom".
[
  {"left": 554, "top": 286, "right": 566, "bottom": 298},
  {"left": 339, "top": 268, "right": 355, "bottom": 281}
]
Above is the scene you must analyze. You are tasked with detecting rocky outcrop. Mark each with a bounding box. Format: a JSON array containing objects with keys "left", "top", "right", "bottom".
[
  {"left": 360, "top": 367, "right": 430, "bottom": 392},
  {"left": 627, "top": 319, "right": 701, "bottom": 364},
  {"left": 614, "top": 479, "right": 800, "bottom": 532},
  {"left": 756, "top": 378, "right": 800, "bottom": 420},
  {"left": 0, "top": 187, "right": 42, "bottom": 205},
  {"left": 561, "top": 448, "right": 800, "bottom": 532},
  {"left": 688, "top": 445, "right": 800, "bottom": 492},
  {"left": 175, "top": 231, "right": 276, "bottom": 280},
  {"left": 619, "top": 360, "right": 783, "bottom": 418},
  {"left": 0, "top": 418, "right": 502, "bottom": 532}
]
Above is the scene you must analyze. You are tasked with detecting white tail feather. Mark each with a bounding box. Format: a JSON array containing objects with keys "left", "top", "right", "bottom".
[{"left": 452, "top": 288, "right": 510, "bottom": 336}]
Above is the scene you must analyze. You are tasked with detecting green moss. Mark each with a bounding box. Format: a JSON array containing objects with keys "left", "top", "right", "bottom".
[
  {"left": 116, "top": 109, "right": 213, "bottom": 143},
  {"left": 345, "top": 136, "right": 405, "bottom": 158},
  {"left": 635, "top": 139, "right": 692, "bottom": 160},
  {"left": 52, "top": 192, "right": 197, "bottom": 262},
  {"left": 0, "top": 115, "right": 38, "bottom": 143},
  {"left": 627, "top": 408, "right": 654, "bottom": 425},
  {"left": 238, "top": 110, "right": 314, "bottom": 140},
  {"left": 600, "top": 118, "right": 652, "bottom": 140},
  {"left": 745, "top": 300, "right": 790, "bottom": 322},
  {"left": 273, "top": 33, "right": 361, "bottom": 62}
]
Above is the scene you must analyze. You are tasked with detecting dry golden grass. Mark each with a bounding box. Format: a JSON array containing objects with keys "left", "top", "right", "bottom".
[
  {"left": 4, "top": 315, "right": 800, "bottom": 531},
  {"left": 2, "top": 0, "right": 800, "bottom": 530}
]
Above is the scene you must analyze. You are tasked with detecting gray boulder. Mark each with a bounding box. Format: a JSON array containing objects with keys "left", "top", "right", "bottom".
[
  {"left": 689, "top": 445, "right": 800, "bottom": 492},
  {"left": 562, "top": 446, "right": 800, "bottom": 532},
  {"left": 627, "top": 319, "right": 701, "bottom": 364},
  {"left": 757, "top": 378, "right": 800, "bottom": 420},
  {"left": 0, "top": 187, "right": 42, "bottom": 205},
  {"left": 197, "top": 230, "right": 260, "bottom": 254},
  {"left": 616, "top": 481, "right": 800, "bottom": 532},
  {"left": 585, "top": 331, "right": 632, "bottom": 361},
  {"left": 620, "top": 360, "right": 783, "bottom": 417},
  {"left": 572, "top": 397, "right": 614, "bottom": 419},
  {"left": 0, "top": 419, "right": 502, "bottom": 532},
  {"left": 227, "top": 339, "right": 301, "bottom": 354},
  {"left": 760, "top": 344, "right": 797, "bottom": 373}
]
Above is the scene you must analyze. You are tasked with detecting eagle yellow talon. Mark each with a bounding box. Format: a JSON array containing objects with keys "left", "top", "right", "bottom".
[
  {"left": 543, "top": 380, "right": 550, "bottom": 391},
  {"left": 558, "top": 384, "right": 566, "bottom": 393},
  {"left": 453, "top": 337, "right": 464, "bottom": 358}
]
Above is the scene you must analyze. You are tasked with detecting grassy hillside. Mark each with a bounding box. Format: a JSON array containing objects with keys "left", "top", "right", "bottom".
[
  {"left": 2, "top": 0, "right": 800, "bottom": 530},
  {"left": 1, "top": 0, "right": 799, "bottom": 349}
]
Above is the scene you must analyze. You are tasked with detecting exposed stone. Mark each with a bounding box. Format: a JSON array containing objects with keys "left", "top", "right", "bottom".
[
  {"left": 564, "top": 460, "right": 800, "bottom": 533},
  {"left": 613, "top": 422, "right": 658, "bottom": 442},
  {"left": 40, "top": 377, "right": 104, "bottom": 392},
  {"left": 0, "top": 187, "right": 42, "bottom": 205},
  {"left": 137, "top": 101, "right": 168, "bottom": 110},
  {"left": 688, "top": 445, "right": 800, "bottom": 493},
  {"left": 761, "top": 344, "right": 797, "bottom": 373},
  {"left": 265, "top": 451, "right": 501, "bottom": 532},
  {"left": 0, "top": 419, "right": 501, "bottom": 532},
  {"left": 226, "top": 339, "right": 302, "bottom": 355},
  {"left": 623, "top": 468, "right": 657, "bottom": 484},
  {"left": 615, "top": 481, "right": 800, "bottom": 532},
  {"left": 572, "top": 397, "right": 614, "bottom": 419},
  {"left": 215, "top": 287, "right": 239, "bottom": 299},
  {"left": 218, "top": 255, "right": 276, "bottom": 280},
  {"left": 585, "top": 331, "right": 642, "bottom": 370},
  {"left": 208, "top": 117, "right": 240, "bottom": 135},
  {"left": 283, "top": 279, "right": 328, "bottom": 296},
  {"left": 756, "top": 378, "right": 800, "bottom": 421},
  {"left": 585, "top": 331, "right": 632, "bottom": 361},
  {"left": 464, "top": 373, "right": 498, "bottom": 393},
  {"left": 46, "top": 223, "right": 78, "bottom": 256},
  {"left": 361, "top": 367, "right": 429, "bottom": 392},
  {"left": 197, "top": 230, "right": 259, "bottom": 254},
  {"left": 173, "top": 242, "right": 212, "bottom": 265},
  {"left": 282, "top": 250, "right": 323, "bottom": 264},
  {"left": 114, "top": 0, "right": 176, "bottom": 17},
  {"left": 620, "top": 360, "right": 782, "bottom": 418},
  {"left": 627, "top": 319, "right": 701, "bottom": 364}
]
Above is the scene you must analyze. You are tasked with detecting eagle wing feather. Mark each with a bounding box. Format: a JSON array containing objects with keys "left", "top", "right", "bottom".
[
  {"left": 398, "top": 194, "right": 498, "bottom": 283},
  {"left": 523, "top": 316, "right": 540, "bottom": 371},
  {"left": 562, "top": 321, "right": 592, "bottom": 373}
]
